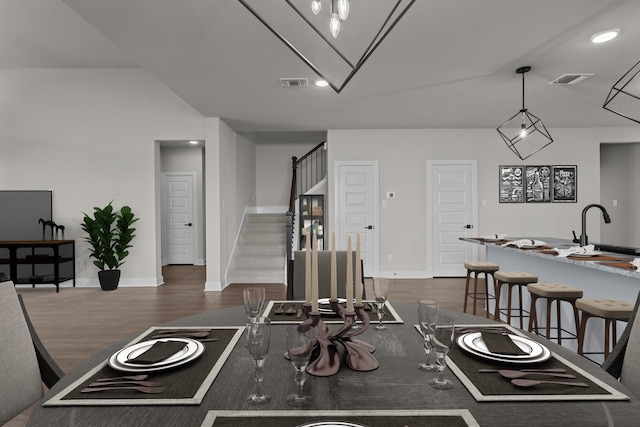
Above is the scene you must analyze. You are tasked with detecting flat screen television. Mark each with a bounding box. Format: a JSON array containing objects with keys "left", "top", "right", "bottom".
[{"left": 0, "top": 190, "right": 53, "bottom": 241}]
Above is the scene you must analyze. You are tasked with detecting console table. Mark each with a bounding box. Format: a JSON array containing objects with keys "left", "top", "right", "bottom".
[{"left": 0, "top": 240, "right": 75, "bottom": 292}]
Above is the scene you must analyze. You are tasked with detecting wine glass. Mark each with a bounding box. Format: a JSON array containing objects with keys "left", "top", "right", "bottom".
[
  {"left": 417, "top": 299, "right": 439, "bottom": 372},
  {"left": 286, "top": 324, "right": 314, "bottom": 407},
  {"left": 244, "top": 287, "right": 266, "bottom": 323},
  {"left": 429, "top": 314, "right": 455, "bottom": 390},
  {"left": 246, "top": 317, "right": 271, "bottom": 404},
  {"left": 372, "top": 278, "right": 389, "bottom": 330}
]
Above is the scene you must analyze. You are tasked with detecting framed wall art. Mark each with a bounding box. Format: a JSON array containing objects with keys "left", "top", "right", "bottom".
[
  {"left": 525, "top": 166, "right": 551, "bottom": 203},
  {"left": 499, "top": 165, "right": 524, "bottom": 203},
  {"left": 551, "top": 165, "right": 577, "bottom": 203}
]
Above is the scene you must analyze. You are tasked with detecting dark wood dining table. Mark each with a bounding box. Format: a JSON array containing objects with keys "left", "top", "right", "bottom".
[{"left": 28, "top": 302, "right": 640, "bottom": 427}]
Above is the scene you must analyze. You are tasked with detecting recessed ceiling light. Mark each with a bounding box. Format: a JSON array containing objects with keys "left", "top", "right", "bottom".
[
  {"left": 314, "top": 79, "right": 329, "bottom": 87},
  {"left": 590, "top": 29, "right": 620, "bottom": 44},
  {"left": 189, "top": 140, "right": 199, "bottom": 145}
]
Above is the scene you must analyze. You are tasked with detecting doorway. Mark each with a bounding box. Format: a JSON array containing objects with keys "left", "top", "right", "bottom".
[
  {"left": 334, "top": 161, "right": 378, "bottom": 277},
  {"left": 163, "top": 173, "right": 196, "bottom": 265},
  {"left": 427, "top": 160, "right": 477, "bottom": 277}
]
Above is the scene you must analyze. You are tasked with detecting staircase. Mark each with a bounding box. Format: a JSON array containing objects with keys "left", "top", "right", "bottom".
[{"left": 227, "top": 213, "right": 287, "bottom": 284}]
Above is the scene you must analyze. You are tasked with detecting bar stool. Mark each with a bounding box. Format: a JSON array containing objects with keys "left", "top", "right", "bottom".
[
  {"left": 493, "top": 271, "right": 538, "bottom": 329},
  {"left": 527, "top": 283, "right": 583, "bottom": 344},
  {"left": 463, "top": 261, "right": 499, "bottom": 318},
  {"left": 576, "top": 298, "right": 634, "bottom": 359}
]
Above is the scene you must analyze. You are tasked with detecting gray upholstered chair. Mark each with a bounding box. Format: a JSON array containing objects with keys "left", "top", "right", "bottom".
[
  {"left": 290, "top": 250, "right": 366, "bottom": 301},
  {"left": 0, "top": 281, "right": 64, "bottom": 425},
  {"left": 601, "top": 291, "right": 640, "bottom": 399}
]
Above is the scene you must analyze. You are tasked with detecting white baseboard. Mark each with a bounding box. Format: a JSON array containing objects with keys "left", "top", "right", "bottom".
[
  {"left": 75, "top": 277, "right": 164, "bottom": 287},
  {"left": 375, "top": 270, "right": 432, "bottom": 279}
]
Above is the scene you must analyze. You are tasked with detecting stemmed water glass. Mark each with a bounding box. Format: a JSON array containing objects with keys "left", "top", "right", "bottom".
[
  {"left": 246, "top": 317, "right": 271, "bottom": 404},
  {"left": 286, "top": 324, "right": 314, "bottom": 407},
  {"left": 372, "top": 278, "right": 389, "bottom": 330},
  {"left": 417, "top": 299, "right": 439, "bottom": 372},
  {"left": 244, "top": 287, "right": 266, "bottom": 323},
  {"left": 429, "top": 314, "right": 455, "bottom": 390}
]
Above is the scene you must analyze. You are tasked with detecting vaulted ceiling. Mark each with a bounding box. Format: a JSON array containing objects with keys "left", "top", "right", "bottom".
[{"left": 3, "top": 0, "right": 640, "bottom": 131}]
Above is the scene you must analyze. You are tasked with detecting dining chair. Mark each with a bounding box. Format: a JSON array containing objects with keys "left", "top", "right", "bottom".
[
  {"left": 0, "top": 281, "right": 64, "bottom": 425},
  {"left": 289, "top": 250, "right": 366, "bottom": 301},
  {"left": 601, "top": 291, "right": 640, "bottom": 399}
]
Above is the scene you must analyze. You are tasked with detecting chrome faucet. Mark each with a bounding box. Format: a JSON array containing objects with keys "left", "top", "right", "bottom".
[{"left": 580, "top": 204, "right": 611, "bottom": 246}]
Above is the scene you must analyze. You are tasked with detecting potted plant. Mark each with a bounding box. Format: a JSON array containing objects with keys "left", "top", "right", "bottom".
[{"left": 81, "top": 201, "right": 138, "bottom": 291}]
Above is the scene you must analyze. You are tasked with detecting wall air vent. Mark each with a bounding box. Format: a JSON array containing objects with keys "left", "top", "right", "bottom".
[
  {"left": 549, "top": 73, "right": 594, "bottom": 85},
  {"left": 280, "top": 78, "right": 309, "bottom": 87}
]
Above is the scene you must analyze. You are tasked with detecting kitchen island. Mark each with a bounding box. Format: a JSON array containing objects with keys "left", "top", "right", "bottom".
[{"left": 461, "top": 237, "right": 640, "bottom": 361}]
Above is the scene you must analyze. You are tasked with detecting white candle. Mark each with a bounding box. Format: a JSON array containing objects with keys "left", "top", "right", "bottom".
[
  {"left": 331, "top": 231, "right": 337, "bottom": 300},
  {"left": 356, "top": 232, "right": 362, "bottom": 305},
  {"left": 312, "top": 234, "right": 319, "bottom": 312},
  {"left": 346, "top": 235, "right": 354, "bottom": 312},
  {"left": 304, "top": 229, "right": 311, "bottom": 304}
]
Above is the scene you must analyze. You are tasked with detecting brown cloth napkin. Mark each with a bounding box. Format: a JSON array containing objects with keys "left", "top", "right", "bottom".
[
  {"left": 480, "top": 331, "right": 527, "bottom": 355},
  {"left": 126, "top": 340, "right": 186, "bottom": 364}
]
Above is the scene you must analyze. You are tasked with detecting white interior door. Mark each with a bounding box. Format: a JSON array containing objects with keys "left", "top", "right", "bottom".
[
  {"left": 335, "top": 161, "right": 378, "bottom": 277},
  {"left": 429, "top": 161, "right": 477, "bottom": 276},
  {"left": 164, "top": 173, "right": 195, "bottom": 265}
]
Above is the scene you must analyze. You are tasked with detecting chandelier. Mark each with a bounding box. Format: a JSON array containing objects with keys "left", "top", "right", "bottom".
[{"left": 238, "top": 0, "right": 417, "bottom": 93}]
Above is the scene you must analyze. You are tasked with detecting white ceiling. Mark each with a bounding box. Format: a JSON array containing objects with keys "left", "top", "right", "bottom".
[{"left": 3, "top": 0, "right": 640, "bottom": 132}]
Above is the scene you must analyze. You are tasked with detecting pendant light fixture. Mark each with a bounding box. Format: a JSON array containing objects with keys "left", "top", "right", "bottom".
[
  {"left": 497, "top": 66, "right": 554, "bottom": 160},
  {"left": 239, "top": 0, "right": 417, "bottom": 93},
  {"left": 603, "top": 59, "right": 640, "bottom": 124}
]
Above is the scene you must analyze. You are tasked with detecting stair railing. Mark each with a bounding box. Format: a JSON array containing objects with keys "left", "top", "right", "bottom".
[{"left": 286, "top": 141, "right": 327, "bottom": 291}]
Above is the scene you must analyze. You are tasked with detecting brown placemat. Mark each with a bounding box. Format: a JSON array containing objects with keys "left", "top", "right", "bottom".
[
  {"left": 566, "top": 254, "right": 626, "bottom": 261},
  {"left": 43, "top": 326, "right": 244, "bottom": 406},
  {"left": 446, "top": 325, "right": 629, "bottom": 402},
  {"left": 201, "top": 410, "right": 479, "bottom": 427},
  {"left": 264, "top": 300, "right": 403, "bottom": 324},
  {"left": 600, "top": 261, "right": 636, "bottom": 271}
]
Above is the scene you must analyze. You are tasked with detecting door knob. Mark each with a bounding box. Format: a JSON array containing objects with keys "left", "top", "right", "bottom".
[
  {"left": 185, "top": 223, "right": 193, "bottom": 226},
  {"left": 464, "top": 224, "right": 473, "bottom": 229},
  {"left": 364, "top": 225, "right": 374, "bottom": 230}
]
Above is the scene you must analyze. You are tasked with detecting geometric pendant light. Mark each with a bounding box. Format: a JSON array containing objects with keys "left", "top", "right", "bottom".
[
  {"left": 497, "top": 66, "right": 554, "bottom": 160},
  {"left": 603, "top": 59, "right": 640, "bottom": 124},
  {"left": 238, "top": 0, "right": 417, "bottom": 94}
]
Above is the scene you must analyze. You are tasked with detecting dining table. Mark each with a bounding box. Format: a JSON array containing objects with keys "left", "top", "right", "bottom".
[{"left": 27, "top": 301, "right": 640, "bottom": 427}]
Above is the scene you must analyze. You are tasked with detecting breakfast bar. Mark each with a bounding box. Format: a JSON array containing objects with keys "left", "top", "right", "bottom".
[{"left": 461, "top": 237, "right": 640, "bottom": 360}]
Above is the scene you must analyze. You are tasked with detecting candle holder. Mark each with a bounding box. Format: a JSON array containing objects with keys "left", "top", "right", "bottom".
[{"left": 303, "top": 299, "right": 379, "bottom": 376}]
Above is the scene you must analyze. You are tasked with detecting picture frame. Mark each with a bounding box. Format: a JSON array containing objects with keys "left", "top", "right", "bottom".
[
  {"left": 525, "top": 165, "right": 551, "bottom": 203},
  {"left": 551, "top": 165, "right": 577, "bottom": 203},
  {"left": 499, "top": 165, "right": 524, "bottom": 203}
]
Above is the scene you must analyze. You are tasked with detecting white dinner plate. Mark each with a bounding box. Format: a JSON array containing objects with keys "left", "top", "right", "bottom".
[
  {"left": 318, "top": 298, "right": 347, "bottom": 305},
  {"left": 569, "top": 251, "right": 602, "bottom": 257},
  {"left": 297, "top": 423, "right": 367, "bottom": 427},
  {"left": 462, "top": 332, "right": 545, "bottom": 359},
  {"left": 115, "top": 338, "right": 197, "bottom": 368},
  {"left": 457, "top": 333, "right": 551, "bottom": 364},
  {"left": 108, "top": 338, "right": 204, "bottom": 372}
]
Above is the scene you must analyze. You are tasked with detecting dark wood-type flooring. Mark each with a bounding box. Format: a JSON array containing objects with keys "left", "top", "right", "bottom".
[{"left": 7, "top": 265, "right": 482, "bottom": 426}]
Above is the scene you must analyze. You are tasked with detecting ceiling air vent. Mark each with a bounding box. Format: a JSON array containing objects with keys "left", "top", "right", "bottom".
[
  {"left": 280, "top": 78, "right": 309, "bottom": 87},
  {"left": 549, "top": 73, "right": 594, "bottom": 85}
]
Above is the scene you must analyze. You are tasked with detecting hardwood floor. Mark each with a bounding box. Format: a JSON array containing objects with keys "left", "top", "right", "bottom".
[{"left": 8, "top": 266, "right": 483, "bottom": 426}]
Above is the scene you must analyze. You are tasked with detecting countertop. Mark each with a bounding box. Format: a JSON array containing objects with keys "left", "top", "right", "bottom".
[{"left": 461, "top": 237, "right": 640, "bottom": 280}]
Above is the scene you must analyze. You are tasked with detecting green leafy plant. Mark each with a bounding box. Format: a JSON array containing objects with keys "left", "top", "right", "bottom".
[{"left": 81, "top": 201, "right": 138, "bottom": 270}]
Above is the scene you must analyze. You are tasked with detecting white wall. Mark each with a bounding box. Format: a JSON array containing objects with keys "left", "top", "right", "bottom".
[
  {"left": 254, "top": 131, "right": 326, "bottom": 208},
  {"left": 0, "top": 69, "right": 204, "bottom": 286},
  {"left": 601, "top": 143, "right": 640, "bottom": 247},
  {"left": 328, "top": 128, "right": 640, "bottom": 275},
  {"left": 205, "top": 119, "right": 258, "bottom": 290}
]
